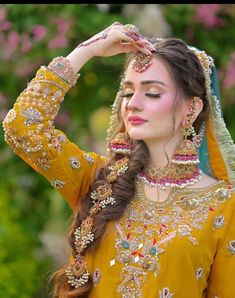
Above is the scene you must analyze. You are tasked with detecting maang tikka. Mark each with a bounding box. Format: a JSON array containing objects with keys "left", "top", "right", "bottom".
[{"left": 132, "top": 52, "right": 153, "bottom": 73}]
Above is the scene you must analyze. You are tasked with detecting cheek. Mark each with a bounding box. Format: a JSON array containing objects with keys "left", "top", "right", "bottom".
[{"left": 148, "top": 97, "right": 175, "bottom": 117}]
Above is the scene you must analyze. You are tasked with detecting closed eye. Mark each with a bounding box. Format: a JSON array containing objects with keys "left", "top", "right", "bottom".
[
  {"left": 121, "top": 93, "right": 162, "bottom": 98},
  {"left": 145, "top": 93, "right": 162, "bottom": 98},
  {"left": 121, "top": 93, "right": 134, "bottom": 98}
]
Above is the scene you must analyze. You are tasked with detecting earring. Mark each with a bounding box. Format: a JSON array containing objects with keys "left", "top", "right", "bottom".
[
  {"left": 109, "top": 132, "right": 132, "bottom": 155},
  {"left": 171, "top": 98, "right": 200, "bottom": 165},
  {"left": 192, "top": 121, "right": 206, "bottom": 149},
  {"left": 171, "top": 126, "right": 200, "bottom": 165}
]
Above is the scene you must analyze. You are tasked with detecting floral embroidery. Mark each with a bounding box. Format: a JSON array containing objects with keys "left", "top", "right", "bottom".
[
  {"left": 51, "top": 178, "right": 65, "bottom": 189},
  {"left": 113, "top": 179, "right": 232, "bottom": 296},
  {"left": 44, "top": 128, "right": 68, "bottom": 152},
  {"left": 52, "top": 90, "right": 62, "bottom": 101},
  {"left": 92, "top": 268, "right": 102, "bottom": 286},
  {"left": 83, "top": 153, "right": 94, "bottom": 164},
  {"left": 2, "top": 67, "right": 70, "bottom": 168},
  {"left": 69, "top": 157, "right": 81, "bottom": 169},
  {"left": 159, "top": 287, "right": 174, "bottom": 298},
  {"left": 214, "top": 188, "right": 231, "bottom": 202},
  {"left": 20, "top": 107, "right": 43, "bottom": 126},
  {"left": 115, "top": 222, "right": 165, "bottom": 278},
  {"left": 195, "top": 267, "right": 204, "bottom": 280},
  {"left": 227, "top": 240, "right": 235, "bottom": 255},
  {"left": 117, "top": 264, "right": 146, "bottom": 298},
  {"left": 213, "top": 215, "right": 225, "bottom": 230},
  {"left": 35, "top": 155, "right": 50, "bottom": 170},
  {"left": 177, "top": 224, "right": 198, "bottom": 245}
]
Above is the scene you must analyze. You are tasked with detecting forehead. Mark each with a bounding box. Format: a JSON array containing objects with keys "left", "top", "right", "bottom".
[{"left": 124, "top": 57, "right": 173, "bottom": 87}]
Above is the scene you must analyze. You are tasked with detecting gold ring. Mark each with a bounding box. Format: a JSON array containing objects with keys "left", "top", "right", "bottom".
[{"left": 124, "top": 24, "right": 139, "bottom": 34}]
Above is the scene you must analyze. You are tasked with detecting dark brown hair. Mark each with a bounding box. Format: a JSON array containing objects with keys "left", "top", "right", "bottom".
[{"left": 52, "top": 38, "right": 208, "bottom": 297}]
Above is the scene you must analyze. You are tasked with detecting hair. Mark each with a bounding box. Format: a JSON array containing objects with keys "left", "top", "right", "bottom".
[{"left": 51, "top": 38, "right": 208, "bottom": 297}]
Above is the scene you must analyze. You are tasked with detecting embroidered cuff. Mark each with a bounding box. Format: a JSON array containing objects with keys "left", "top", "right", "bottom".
[{"left": 47, "top": 56, "right": 80, "bottom": 86}]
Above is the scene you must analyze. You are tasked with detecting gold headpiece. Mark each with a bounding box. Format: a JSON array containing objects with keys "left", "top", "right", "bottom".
[{"left": 132, "top": 53, "right": 153, "bottom": 73}]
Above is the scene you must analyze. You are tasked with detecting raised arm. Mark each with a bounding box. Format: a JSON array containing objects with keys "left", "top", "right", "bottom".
[{"left": 2, "top": 22, "right": 154, "bottom": 209}]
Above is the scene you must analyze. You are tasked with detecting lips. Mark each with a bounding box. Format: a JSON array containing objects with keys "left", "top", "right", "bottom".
[{"left": 128, "top": 116, "right": 147, "bottom": 125}]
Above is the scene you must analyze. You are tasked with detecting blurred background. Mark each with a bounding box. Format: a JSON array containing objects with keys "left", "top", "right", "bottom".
[{"left": 0, "top": 4, "right": 235, "bottom": 297}]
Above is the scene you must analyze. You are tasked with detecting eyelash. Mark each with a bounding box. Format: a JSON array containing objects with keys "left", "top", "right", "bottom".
[{"left": 121, "top": 93, "right": 162, "bottom": 99}]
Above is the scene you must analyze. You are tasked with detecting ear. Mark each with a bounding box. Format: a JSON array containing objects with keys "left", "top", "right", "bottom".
[
  {"left": 183, "top": 97, "right": 203, "bottom": 125},
  {"left": 193, "top": 97, "right": 203, "bottom": 122}
]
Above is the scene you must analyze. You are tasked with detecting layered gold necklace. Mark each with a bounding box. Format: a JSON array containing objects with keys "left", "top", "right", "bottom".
[{"left": 137, "top": 162, "right": 202, "bottom": 189}]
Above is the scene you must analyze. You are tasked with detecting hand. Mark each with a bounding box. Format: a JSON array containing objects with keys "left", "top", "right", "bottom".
[{"left": 77, "top": 22, "right": 155, "bottom": 58}]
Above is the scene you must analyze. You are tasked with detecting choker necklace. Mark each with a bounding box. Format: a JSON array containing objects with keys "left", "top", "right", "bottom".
[{"left": 137, "top": 163, "right": 202, "bottom": 189}]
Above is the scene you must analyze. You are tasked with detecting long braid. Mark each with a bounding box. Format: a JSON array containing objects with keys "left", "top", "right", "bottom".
[{"left": 52, "top": 139, "right": 149, "bottom": 297}]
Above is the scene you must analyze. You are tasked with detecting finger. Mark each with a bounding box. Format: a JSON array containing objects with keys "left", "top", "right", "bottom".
[
  {"left": 120, "top": 24, "right": 155, "bottom": 50},
  {"left": 119, "top": 43, "right": 139, "bottom": 53},
  {"left": 123, "top": 31, "right": 154, "bottom": 50},
  {"left": 137, "top": 40, "right": 156, "bottom": 53},
  {"left": 118, "top": 31, "right": 154, "bottom": 55},
  {"left": 123, "top": 33, "right": 155, "bottom": 52},
  {"left": 120, "top": 40, "right": 152, "bottom": 55}
]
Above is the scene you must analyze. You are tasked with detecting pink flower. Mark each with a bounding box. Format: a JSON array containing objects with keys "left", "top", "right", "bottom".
[
  {"left": 20, "top": 33, "right": 32, "bottom": 54},
  {"left": 0, "top": 7, "right": 11, "bottom": 31},
  {"left": 50, "top": 16, "right": 70, "bottom": 34},
  {"left": 15, "top": 63, "right": 35, "bottom": 77},
  {"left": 195, "top": 4, "right": 224, "bottom": 29},
  {"left": 0, "top": 7, "right": 7, "bottom": 21},
  {"left": 6, "top": 31, "right": 20, "bottom": 50},
  {"left": 15, "top": 58, "right": 44, "bottom": 77},
  {"left": 48, "top": 35, "right": 68, "bottom": 49},
  {"left": 0, "top": 20, "right": 12, "bottom": 31},
  {"left": 223, "top": 53, "right": 235, "bottom": 89},
  {"left": 31, "top": 25, "right": 47, "bottom": 41}
]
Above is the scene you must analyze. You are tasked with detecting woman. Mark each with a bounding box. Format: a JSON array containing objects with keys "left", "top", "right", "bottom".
[{"left": 3, "top": 22, "right": 235, "bottom": 297}]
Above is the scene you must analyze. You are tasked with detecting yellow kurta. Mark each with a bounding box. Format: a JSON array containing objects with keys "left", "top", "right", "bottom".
[{"left": 3, "top": 66, "right": 235, "bottom": 298}]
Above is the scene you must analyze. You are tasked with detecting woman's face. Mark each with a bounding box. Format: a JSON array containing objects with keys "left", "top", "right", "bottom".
[{"left": 121, "top": 57, "right": 189, "bottom": 142}]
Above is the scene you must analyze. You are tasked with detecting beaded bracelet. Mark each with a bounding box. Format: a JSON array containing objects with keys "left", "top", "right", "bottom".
[{"left": 47, "top": 56, "right": 80, "bottom": 86}]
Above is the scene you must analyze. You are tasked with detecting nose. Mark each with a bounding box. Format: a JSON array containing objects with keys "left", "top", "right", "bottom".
[{"left": 125, "top": 92, "right": 143, "bottom": 111}]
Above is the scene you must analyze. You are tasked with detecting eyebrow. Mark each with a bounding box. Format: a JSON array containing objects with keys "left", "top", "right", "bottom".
[{"left": 123, "top": 80, "right": 167, "bottom": 87}]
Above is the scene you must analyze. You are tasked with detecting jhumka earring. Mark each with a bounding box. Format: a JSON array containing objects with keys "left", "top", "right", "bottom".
[
  {"left": 109, "top": 132, "right": 132, "bottom": 155},
  {"left": 171, "top": 97, "right": 200, "bottom": 165}
]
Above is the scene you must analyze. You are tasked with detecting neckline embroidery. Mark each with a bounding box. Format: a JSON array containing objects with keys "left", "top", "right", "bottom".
[
  {"left": 113, "top": 180, "right": 232, "bottom": 297},
  {"left": 136, "top": 178, "right": 228, "bottom": 208}
]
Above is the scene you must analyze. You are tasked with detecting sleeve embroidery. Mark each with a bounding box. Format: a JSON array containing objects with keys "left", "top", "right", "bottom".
[{"left": 2, "top": 65, "right": 106, "bottom": 208}]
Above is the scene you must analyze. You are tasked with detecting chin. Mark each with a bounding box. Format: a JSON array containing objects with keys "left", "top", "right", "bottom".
[{"left": 127, "top": 131, "right": 149, "bottom": 141}]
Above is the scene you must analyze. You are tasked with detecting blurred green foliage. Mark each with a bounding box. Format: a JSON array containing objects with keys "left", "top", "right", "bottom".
[{"left": 0, "top": 4, "right": 235, "bottom": 297}]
